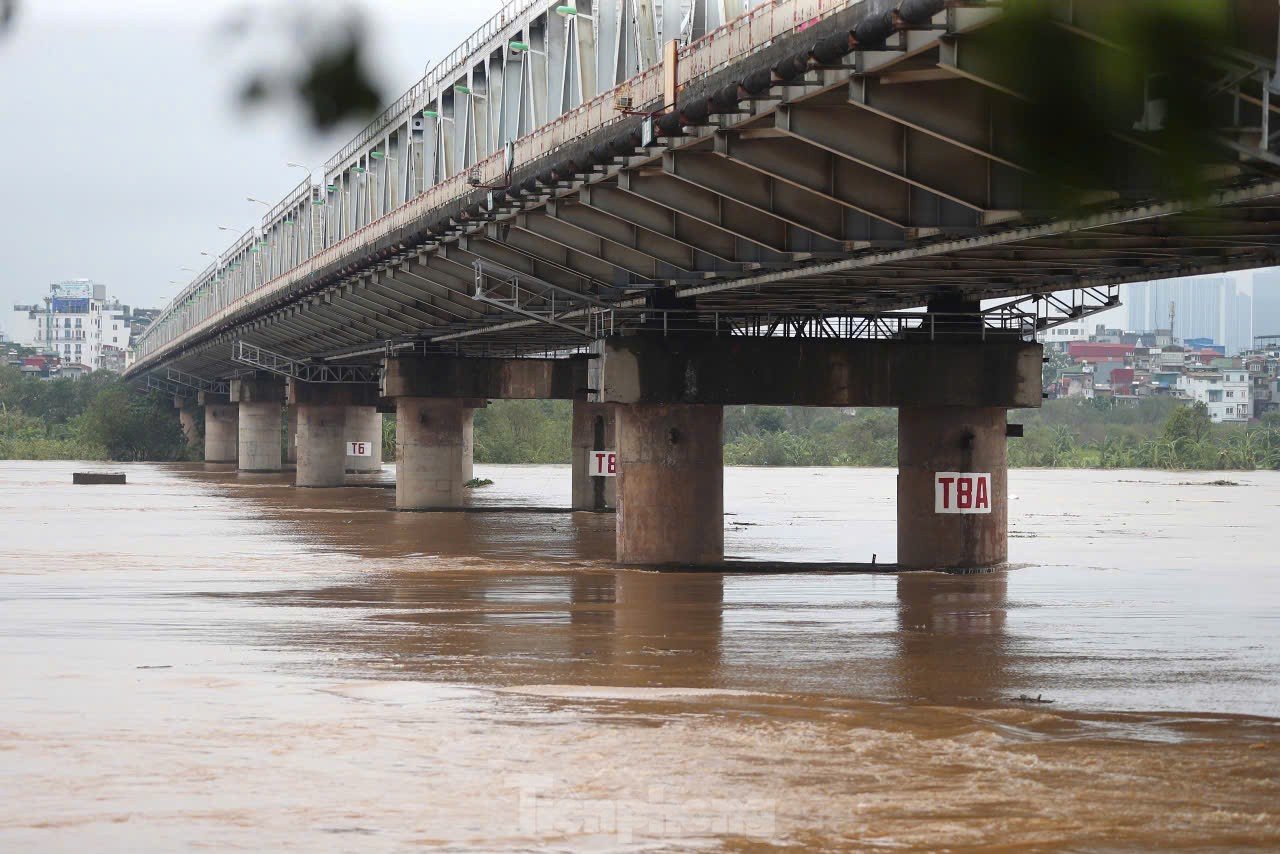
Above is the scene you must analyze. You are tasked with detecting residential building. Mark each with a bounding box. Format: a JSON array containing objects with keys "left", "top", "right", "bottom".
[
  {"left": 1175, "top": 368, "right": 1251, "bottom": 423},
  {"left": 9, "top": 280, "right": 135, "bottom": 373}
]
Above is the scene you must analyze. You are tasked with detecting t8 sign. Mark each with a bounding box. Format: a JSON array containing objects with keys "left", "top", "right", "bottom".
[{"left": 934, "top": 472, "right": 992, "bottom": 514}]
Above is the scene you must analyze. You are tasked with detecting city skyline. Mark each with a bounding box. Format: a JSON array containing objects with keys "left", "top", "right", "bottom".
[{"left": 1116, "top": 269, "right": 1280, "bottom": 353}]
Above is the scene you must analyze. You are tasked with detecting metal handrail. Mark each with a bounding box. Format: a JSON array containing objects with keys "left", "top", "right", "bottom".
[
  {"left": 325, "top": 0, "right": 546, "bottom": 173},
  {"left": 265, "top": 178, "right": 313, "bottom": 226}
]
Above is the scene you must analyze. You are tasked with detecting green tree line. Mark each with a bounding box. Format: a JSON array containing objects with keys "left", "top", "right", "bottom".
[
  {"left": 6, "top": 364, "right": 1280, "bottom": 470},
  {"left": 0, "top": 366, "right": 189, "bottom": 461}
]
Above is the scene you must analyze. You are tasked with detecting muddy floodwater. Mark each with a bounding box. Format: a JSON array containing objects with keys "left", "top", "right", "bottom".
[{"left": 1, "top": 460, "right": 1278, "bottom": 850}]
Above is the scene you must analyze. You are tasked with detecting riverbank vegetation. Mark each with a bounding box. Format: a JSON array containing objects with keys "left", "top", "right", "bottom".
[
  {"left": 5, "top": 364, "right": 1279, "bottom": 470},
  {"left": 722, "top": 398, "right": 1280, "bottom": 470},
  {"left": 0, "top": 366, "right": 189, "bottom": 461}
]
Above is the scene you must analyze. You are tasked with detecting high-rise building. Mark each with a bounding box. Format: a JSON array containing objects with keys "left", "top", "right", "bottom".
[
  {"left": 1224, "top": 291, "right": 1253, "bottom": 356},
  {"left": 1123, "top": 275, "right": 1263, "bottom": 352},
  {"left": 1124, "top": 283, "right": 1150, "bottom": 334},
  {"left": 10, "top": 280, "right": 135, "bottom": 372},
  {"left": 1255, "top": 268, "right": 1280, "bottom": 342}
]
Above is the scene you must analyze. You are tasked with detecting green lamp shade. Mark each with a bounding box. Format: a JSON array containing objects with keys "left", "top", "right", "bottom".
[
  {"left": 455, "top": 84, "right": 471, "bottom": 94},
  {"left": 556, "top": 5, "right": 577, "bottom": 15},
  {"left": 509, "top": 41, "right": 529, "bottom": 52},
  {"left": 423, "top": 109, "right": 439, "bottom": 118}
]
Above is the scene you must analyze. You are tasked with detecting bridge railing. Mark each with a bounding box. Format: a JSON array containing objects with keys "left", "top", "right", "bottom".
[
  {"left": 325, "top": 0, "right": 546, "bottom": 174},
  {"left": 133, "top": 0, "right": 861, "bottom": 370}
]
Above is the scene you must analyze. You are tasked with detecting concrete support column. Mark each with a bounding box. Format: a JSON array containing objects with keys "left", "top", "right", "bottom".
[
  {"left": 203, "top": 403, "right": 238, "bottom": 463},
  {"left": 571, "top": 401, "right": 617, "bottom": 511},
  {"left": 897, "top": 406, "right": 1008, "bottom": 569},
  {"left": 237, "top": 402, "right": 283, "bottom": 472},
  {"left": 615, "top": 404, "right": 723, "bottom": 565},
  {"left": 296, "top": 404, "right": 347, "bottom": 487},
  {"left": 344, "top": 406, "right": 384, "bottom": 473},
  {"left": 174, "top": 396, "right": 199, "bottom": 452},
  {"left": 395, "top": 397, "right": 468, "bottom": 509},
  {"left": 285, "top": 406, "right": 298, "bottom": 464},
  {"left": 231, "top": 376, "right": 285, "bottom": 473}
]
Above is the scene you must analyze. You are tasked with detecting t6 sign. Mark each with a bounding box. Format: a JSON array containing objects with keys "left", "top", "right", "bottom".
[{"left": 934, "top": 472, "right": 992, "bottom": 514}]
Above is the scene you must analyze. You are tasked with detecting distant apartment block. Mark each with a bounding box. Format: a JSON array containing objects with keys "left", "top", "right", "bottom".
[{"left": 6, "top": 280, "right": 152, "bottom": 374}]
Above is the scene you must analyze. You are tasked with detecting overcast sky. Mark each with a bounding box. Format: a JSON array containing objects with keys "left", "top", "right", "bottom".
[{"left": 0, "top": 0, "right": 497, "bottom": 320}]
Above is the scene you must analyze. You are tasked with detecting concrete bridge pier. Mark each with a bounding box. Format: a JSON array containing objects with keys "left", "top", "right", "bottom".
[
  {"left": 381, "top": 353, "right": 589, "bottom": 511},
  {"left": 394, "top": 397, "right": 470, "bottom": 509},
  {"left": 598, "top": 334, "right": 1041, "bottom": 569},
  {"left": 173, "top": 396, "right": 200, "bottom": 452},
  {"left": 287, "top": 380, "right": 381, "bottom": 488},
  {"left": 571, "top": 401, "right": 617, "bottom": 511},
  {"left": 615, "top": 403, "right": 724, "bottom": 565},
  {"left": 230, "top": 376, "right": 285, "bottom": 473},
  {"left": 898, "top": 407, "right": 1009, "bottom": 569},
  {"left": 295, "top": 405, "right": 347, "bottom": 487},
  {"left": 199, "top": 391, "right": 238, "bottom": 464},
  {"left": 344, "top": 406, "right": 384, "bottom": 473}
]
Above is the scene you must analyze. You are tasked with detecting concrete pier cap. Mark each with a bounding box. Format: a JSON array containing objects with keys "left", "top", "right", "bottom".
[
  {"left": 596, "top": 335, "right": 1043, "bottom": 409},
  {"left": 381, "top": 353, "right": 589, "bottom": 400}
]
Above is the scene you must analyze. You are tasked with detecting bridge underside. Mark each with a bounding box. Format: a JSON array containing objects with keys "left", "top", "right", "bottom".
[{"left": 133, "top": 0, "right": 1280, "bottom": 380}]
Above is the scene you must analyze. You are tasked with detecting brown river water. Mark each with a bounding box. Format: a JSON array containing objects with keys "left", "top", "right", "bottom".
[{"left": 1, "top": 460, "right": 1277, "bottom": 850}]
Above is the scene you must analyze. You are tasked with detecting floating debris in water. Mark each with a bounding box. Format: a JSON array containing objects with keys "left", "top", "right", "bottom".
[{"left": 464, "top": 477, "right": 494, "bottom": 488}]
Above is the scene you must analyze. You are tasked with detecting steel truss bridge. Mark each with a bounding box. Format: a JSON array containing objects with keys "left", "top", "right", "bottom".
[{"left": 127, "top": 0, "right": 1280, "bottom": 383}]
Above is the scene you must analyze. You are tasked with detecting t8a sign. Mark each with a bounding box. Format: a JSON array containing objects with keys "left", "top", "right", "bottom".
[
  {"left": 934, "top": 472, "right": 992, "bottom": 514},
  {"left": 588, "top": 450, "right": 617, "bottom": 477}
]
